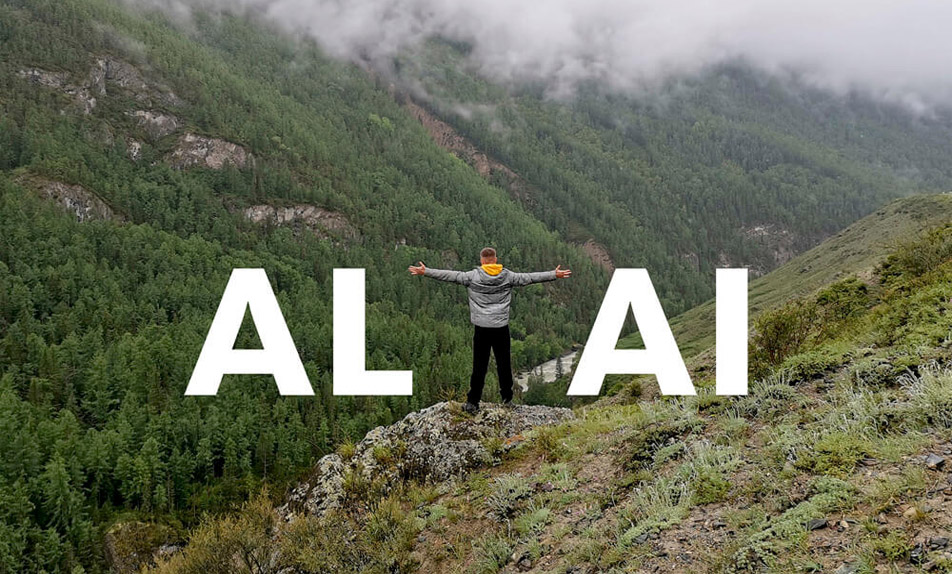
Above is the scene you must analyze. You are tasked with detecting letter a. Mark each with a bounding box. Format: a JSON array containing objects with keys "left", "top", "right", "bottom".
[
  {"left": 333, "top": 269, "right": 412, "bottom": 395},
  {"left": 567, "top": 269, "right": 695, "bottom": 396},
  {"left": 185, "top": 269, "right": 313, "bottom": 395}
]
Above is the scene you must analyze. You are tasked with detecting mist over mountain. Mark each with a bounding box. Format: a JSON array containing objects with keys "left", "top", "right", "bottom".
[
  {"left": 126, "top": 0, "right": 952, "bottom": 108},
  {"left": 4, "top": 0, "right": 952, "bottom": 571}
]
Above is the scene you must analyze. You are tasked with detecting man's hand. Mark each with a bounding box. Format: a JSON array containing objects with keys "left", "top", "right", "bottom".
[
  {"left": 555, "top": 265, "right": 572, "bottom": 278},
  {"left": 408, "top": 261, "right": 427, "bottom": 276}
]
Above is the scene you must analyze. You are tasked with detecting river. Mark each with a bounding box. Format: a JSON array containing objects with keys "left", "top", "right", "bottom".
[{"left": 514, "top": 349, "right": 578, "bottom": 391}]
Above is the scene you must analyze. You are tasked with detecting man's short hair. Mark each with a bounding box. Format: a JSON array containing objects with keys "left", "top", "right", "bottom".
[{"left": 480, "top": 247, "right": 496, "bottom": 259}]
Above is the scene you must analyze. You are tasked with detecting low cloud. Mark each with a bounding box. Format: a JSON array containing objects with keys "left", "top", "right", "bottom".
[{"left": 127, "top": 0, "right": 952, "bottom": 106}]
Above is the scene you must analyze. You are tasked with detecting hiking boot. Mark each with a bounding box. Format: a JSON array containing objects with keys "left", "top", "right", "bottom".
[
  {"left": 462, "top": 401, "right": 479, "bottom": 415},
  {"left": 501, "top": 398, "right": 515, "bottom": 409}
]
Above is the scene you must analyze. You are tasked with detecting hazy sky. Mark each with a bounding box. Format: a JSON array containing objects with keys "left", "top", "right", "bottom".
[{"left": 133, "top": 0, "right": 952, "bottom": 107}]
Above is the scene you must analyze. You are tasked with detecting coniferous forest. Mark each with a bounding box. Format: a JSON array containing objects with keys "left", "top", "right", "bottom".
[{"left": 3, "top": 0, "right": 952, "bottom": 571}]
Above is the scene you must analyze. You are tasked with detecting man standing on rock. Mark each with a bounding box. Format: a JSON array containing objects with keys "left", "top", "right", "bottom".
[{"left": 409, "top": 247, "right": 571, "bottom": 414}]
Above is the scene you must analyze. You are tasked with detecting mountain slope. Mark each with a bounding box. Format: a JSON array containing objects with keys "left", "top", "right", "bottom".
[
  {"left": 0, "top": 1, "right": 607, "bottom": 571},
  {"left": 393, "top": 40, "right": 952, "bottom": 312},
  {"left": 154, "top": 209, "right": 952, "bottom": 574},
  {"left": 618, "top": 193, "right": 952, "bottom": 361},
  {"left": 4, "top": 0, "right": 952, "bottom": 572}
]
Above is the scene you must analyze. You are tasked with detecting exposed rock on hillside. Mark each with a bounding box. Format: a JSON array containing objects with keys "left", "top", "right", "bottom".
[
  {"left": 104, "top": 522, "right": 180, "bottom": 574},
  {"left": 92, "top": 57, "right": 181, "bottom": 107},
  {"left": 17, "top": 67, "right": 98, "bottom": 114},
  {"left": 580, "top": 238, "right": 614, "bottom": 272},
  {"left": 22, "top": 176, "right": 119, "bottom": 222},
  {"left": 17, "top": 67, "right": 69, "bottom": 89},
  {"left": 243, "top": 204, "right": 358, "bottom": 240},
  {"left": 126, "top": 138, "right": 143, "bottom": 161},
  {"left": 17, "top": 57, "right": 180, "bottom": 115},
  {"left": 743, "top": 223, "right": 797, "bottom": 267},
  {"left": 129, "top": 110, "right": 181, "bottom": 140},
  {"left": 405, "top": 99, "right": 532, "bottom": 205},
  {"left": 279, "top": 402, "right": 574, "bottom": 520},
  {"left": 169, "top": 133, "right": 249, "bottom": 169}
]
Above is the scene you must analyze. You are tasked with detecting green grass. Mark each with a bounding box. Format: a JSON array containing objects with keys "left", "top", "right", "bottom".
[{"left": 618, "top": 194, "right": 952, "bottom": 359}]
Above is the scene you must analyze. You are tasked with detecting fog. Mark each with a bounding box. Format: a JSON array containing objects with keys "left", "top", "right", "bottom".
[{"left": 129, "top": 0, "right": 952, "bottom": 107}]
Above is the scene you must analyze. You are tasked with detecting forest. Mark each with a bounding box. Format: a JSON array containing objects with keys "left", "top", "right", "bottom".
[{"left": 2, "top": 0, "right": 952, "bottom": 571}]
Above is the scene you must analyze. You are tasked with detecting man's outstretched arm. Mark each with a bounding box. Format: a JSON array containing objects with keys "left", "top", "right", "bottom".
[
  {"left": 510, "top": 264, "right": 572, "bottom": 287},
  {"left": 408, "top": 261, "right": 471, "bottom": 285}
]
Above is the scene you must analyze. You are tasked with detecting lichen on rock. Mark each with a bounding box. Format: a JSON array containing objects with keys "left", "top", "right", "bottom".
[{"left": 278, "top": 402, "right": 573, "bottom": 520}]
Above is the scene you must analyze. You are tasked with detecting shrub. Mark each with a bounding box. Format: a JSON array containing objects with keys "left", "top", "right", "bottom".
[
  {"left": 879, "top": 224, "right": 952, "bottom": 284},
  {"left": 816, "top": 278, "right": 870, "bottom": 324},
  {"left": 751, "top": 300, "right": 818, "bottom": 375}
]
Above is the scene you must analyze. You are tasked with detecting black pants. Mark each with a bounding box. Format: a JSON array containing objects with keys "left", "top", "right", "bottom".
[{"left": 468, "top": 325, "right": 513, "bottom": 406}]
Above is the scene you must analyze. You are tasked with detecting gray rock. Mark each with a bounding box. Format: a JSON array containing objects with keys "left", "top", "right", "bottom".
[
  {"left": 911, "top": 542, "right": 927, "bottom": 564},
  {"left": 925, "top": 453, "right": 946, "bottom": 470},
  {"left": 169, "top": 133, "right": 249, "bottom": 170},
  {"left": 129, "top": 110, "right": 181, "bottom": 140},
  {"left": 280, "top": 454, "right": 345, "bottom": 519},
  {"left": 21, "top": 176, "right": 119, "bottom": 222},
  {"left": 244, "top": 204, "right": 359, "bottom": 241},
  {"left": 98, "top": 57, "right": 181, "bottom": 106},
  {"left": 805, "top": 518, "right": 827, "bottom": 531},
  {"left": 278, "top": 402, "right": 573, "bottom": 520},
  {"left": 834, "top": 563, "right": 861, "bottom": 574}
]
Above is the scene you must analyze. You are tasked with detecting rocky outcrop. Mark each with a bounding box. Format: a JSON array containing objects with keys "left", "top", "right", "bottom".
[
  {"left": 17, "top": 57, "right": 180, "bottom": 115},
  {"left": 243, "top": 204, "right": 358, "bottom": 240},
  {"left": 17, "top": 67, "right": 97, "bottom": 114},
  {"left": 16, "top": 68, "right": 69, "bottom": 89},
  {"left": 126, "top": 138, "right": 143, "bottom": 161},
  {"left": 279, "top": 402, "right": 574, "bottom": 520},
  {"left": 91, "top": 57, "right": 181, "bottom": 107},
  {"left": 580, "top": 238, "right": 614, "bottom": 272},
  {"left": 405, "top": 100, "right": 532, "bottom": 205},
  {"left": 742, "top": 223, "right": 797, "bottom": 267},
  {"left": 128, "top": 110, "right": 181, "bottom": 140},
  {"left": 169, "top": 133, "right": 249, "bottom": 170},
  {"left": 23, "top": 176, "right": 119, "bottom": 222}
]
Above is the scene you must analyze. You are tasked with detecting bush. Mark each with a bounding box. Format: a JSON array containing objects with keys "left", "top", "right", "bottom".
[
  {"left": 751, "top": 300, "right": 818, "bottom": 375},
  {"left": 816, "top": 278, "right": 870, "bottom": 324},
  {"left": 879, "top": 224, "right": 952, "bottom": 284}
]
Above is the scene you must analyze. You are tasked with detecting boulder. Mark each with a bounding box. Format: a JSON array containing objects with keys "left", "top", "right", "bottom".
[{"left": 103, "top": 521, "right": 180, "bottom": 574}]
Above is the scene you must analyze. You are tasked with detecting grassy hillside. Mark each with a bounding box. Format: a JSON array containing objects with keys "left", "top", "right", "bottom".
[
  {"left": 618, "top": 193, "right": 952, "bottom": 360},
  {"left": 158, "top": 213, "right": 952, "bottom": 574}
]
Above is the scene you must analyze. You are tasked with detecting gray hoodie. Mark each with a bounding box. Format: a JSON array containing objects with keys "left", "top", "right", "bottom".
[{"left": 424, "top": 266, "right": 557, "bottom": 328}]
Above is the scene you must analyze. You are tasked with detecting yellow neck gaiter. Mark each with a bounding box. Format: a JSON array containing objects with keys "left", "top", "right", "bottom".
[{"left": 481, "top": 263, "right": 503, "bottom": 276}]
